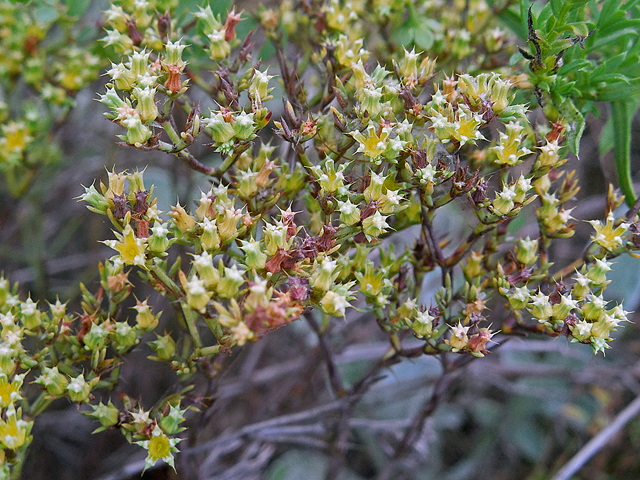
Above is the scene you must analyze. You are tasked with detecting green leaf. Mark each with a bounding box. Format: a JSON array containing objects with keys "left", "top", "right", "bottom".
[
  {"left": 569, "top": 21, "right": 590, "bottom": 36},
  {"left": 612, "top": 100, "right": 637, "bottom": 206},
  {"left": 599, "top": 0, "right": 623, "bottom": 28},
  {"left": 413, "top": 27, "right": 434, "bottom": 50},
  {"left": 550, "top": 0, "right": 563, "bottom": 16},
  {"left": 599, "top": 95, "right": 640, "bottom": 156},
  {"left": 499, "top": 8, "right": 528, "bottom": 40},
  {"left": 597, "top": 78, "right": 640, "bottom": 101},
  {"left": 63, "top": 0, "right": 90, "bottom": 17},
  {"left": 558, "top": 98, "right": 585, "bottom": 156}
]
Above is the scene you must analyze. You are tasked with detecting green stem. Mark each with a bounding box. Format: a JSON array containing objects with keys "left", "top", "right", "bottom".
[
  {"left": 612, "top": 100, "right": 637, "bottom": 207},
  {"left": 181, "top": 303, "right": 203, "bottom": 349},
  {"left": 150, "top": 262, "right": 183, "bottom": 299},
  {"left": 29, "top": 392, "right": 53, "bottom": 417}
]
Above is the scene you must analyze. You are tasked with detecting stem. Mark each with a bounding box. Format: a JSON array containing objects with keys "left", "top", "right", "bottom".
[
  {"left": 28, "top": 392, "right": 53, "bottom": 417},
  {"left": 149, "top": 262, "right": 183, "bottom": 299},
  {"left": 181, "top": 303, "right": 203, "bottom": 349},
  {"left": 176, "top": 150, "right": 215, "bottom": 175},
  {"left": 305, "top": 312, "right": 344, "bottom": 397}
]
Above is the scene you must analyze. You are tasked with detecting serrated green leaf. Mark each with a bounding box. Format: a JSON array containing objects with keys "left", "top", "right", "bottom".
[{"left": 558, "top": 98, "right": 585, "bottom": 155}]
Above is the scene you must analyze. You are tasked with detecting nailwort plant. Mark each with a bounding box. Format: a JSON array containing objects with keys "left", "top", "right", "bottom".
[{"left": 0, "top": 0, "right": 639, "bottom": 477}]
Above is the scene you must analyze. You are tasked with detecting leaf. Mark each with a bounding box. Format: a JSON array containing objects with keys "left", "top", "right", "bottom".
[
  {"left": 63, "top": 0, "right": 90, "bottom": 17},
  {"left": 612, "top": 100, "right": 637, "bottom": 206},
  {"left": 558, "top": 98, "right": 585, "bottom": 156},
  {"left": 596, "top": 78, "right": 640, "bottom": 101},
  {"left": 499, "top": 8, "right": 527, "bottom": 40},
  {"left": 550, "top": 0, "right": 563, "bottom": 16},
  {"left": 599, "top": 95, "right": 640, "bottom": 156}
]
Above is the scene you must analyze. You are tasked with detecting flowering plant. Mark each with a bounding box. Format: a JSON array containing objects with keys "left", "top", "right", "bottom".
[{"left": 1, "top": 0, "right": 639, "bottom": 478}]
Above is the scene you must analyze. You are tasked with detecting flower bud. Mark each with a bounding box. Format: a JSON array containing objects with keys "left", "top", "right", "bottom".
[
  {"left": 84, "top": 322, "right": 109, "bottom": 351},
  {"left": 536, "top": 140, "right": 562, "bottom": 169},
  {"left": 320, "top": 290, "right": 349, "bottom": 317},
  {"left": 86, "top": 401, "right": 119, "bottom": 431},
  {"left": 217, "top": 264, "right": 244, "bottom": 299},
  {"left": 263, "top": 221, "right": 289, "bottom": 256},
  {"left": 249, "top": 68, "right": 273, "bottom": 105},
  {"left": 581, "top": 294, "right": 606, "bottom": 321},
  {"left": 462, "top": 251, "right": 483, "bottom": 280},
  {"left": 233, "top": 112, "right": 256, "bottom": 140},
  {"left": 207, "top": 30, "right": 231, "bottom": 60},
  {"left": 121, "top": 113, "right": 152, "bottom": 145},
  {"left": 20, "top": 297, "right": 41, "bottom": 330},
  {"left": 552, "top": 294, "right": 577, "bottom": 321},
  {"left": 133, "top": 299, "right": 160, "bottom": 331},
  {"left": 218, "top": 208, "right": 242, "bottom": 241},
  {"left": 338, "top": 200, "right": 360, "bottom": 226},
  {"left": 399, "top": 47, "right": 420, "bottom": 80},
  {"left": 107, "top": 63, "right": 136, "bottom": 91},
  {"left": 102, "top": 29, "right": 134, "bottom": 53},
  {"left": 184, "top": 276, "right": 212, "bottom": 312},
  {"left": 516, "top": 237, "right": 538, "bottom": 266},
  {"left": 204, "top": 112, "right": 235, "bottom": 144},
  {"left": 586, "top": 258, "right": 612, "bottom": 287},
  {"left": 508, "top": 286, "right": 529, "bottom": 310},
  {"left": 130, "top": 50, "right": 151, "bottom": 77},
  {"left": 160, "top": 405, "right": 186, "bottom": 435},
  {"left": 169, "top": 203, "right": 196, "bottom": 234},
  {"left": 149, "top": 333, "right": 176, "bottom": 361},
  {"left": 311, "top": 257, "right": 338, "bottom": 292},
  {"left": 192, "top": 252, "right": 220, "bottom": 289},
  {"left": 362, "top": 211, "right": 390, "bottom": 239},
  {"left": 492, "top": 185, "right": 516, "bottom": 215},
  {"left": 363, "top": 172, "right": 386, "bottom": 202},
  {"left": 113, "top": 321, "right": 138, "bottom": 350},
  {"left": 513, "top": 175, "right": 532, "bottom": 204},
  {"left": 81, "top": 184, "right": 111, "bottom": 215},
  {"left": 570, "top": 320, "right": 593, "bottom": 342},
  {"left": 239, "top": 238, "right": 267, "bottom": 270},
  {"left": 199, "top": 218, "right": 221, "bottom": 251},
  {"left": 412, "top": 310, "right": 436, "bottom": 338},
  {"left": 132, "top": 87, "right": 158, "bottom": 124},
  {"left": 35, "top": 367, "right": 68, "bottom": 397},
  {"left": 148, "top": 223, "right": 172, "bottom": 254},
  {"left": 67, "top": 373, "right": 92, "bottom": 403},
  {"left": 528, "top": 292, "right": 552, "bottom": 321},
  {"left": 164, "top": 40, "right": 187, "bottom": 67}
]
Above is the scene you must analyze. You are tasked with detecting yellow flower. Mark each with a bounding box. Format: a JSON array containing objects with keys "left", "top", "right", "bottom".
[
  {"left": 351, "top": 125, "right": 390, "bottom": 159},
  {"left": 0, "top": 122, "right": 32, "bottom": 159},
  {"left": 453, "top": 105, "right": 485, "bottom": 146},
  {"left": 0, "top": 405, "right": 31, "bottom": 450},
  {"left": 589, "top": 212, "right": 629, "bottom": 251},
  {"left": 0, "top": 375, "right": 23, "bottom": 407},
  {"left": 105, "top": 226, "right": 147, "bottom": 267},
  {"left": 137, "top": 425, "right": 181, "bottom": 472}
]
